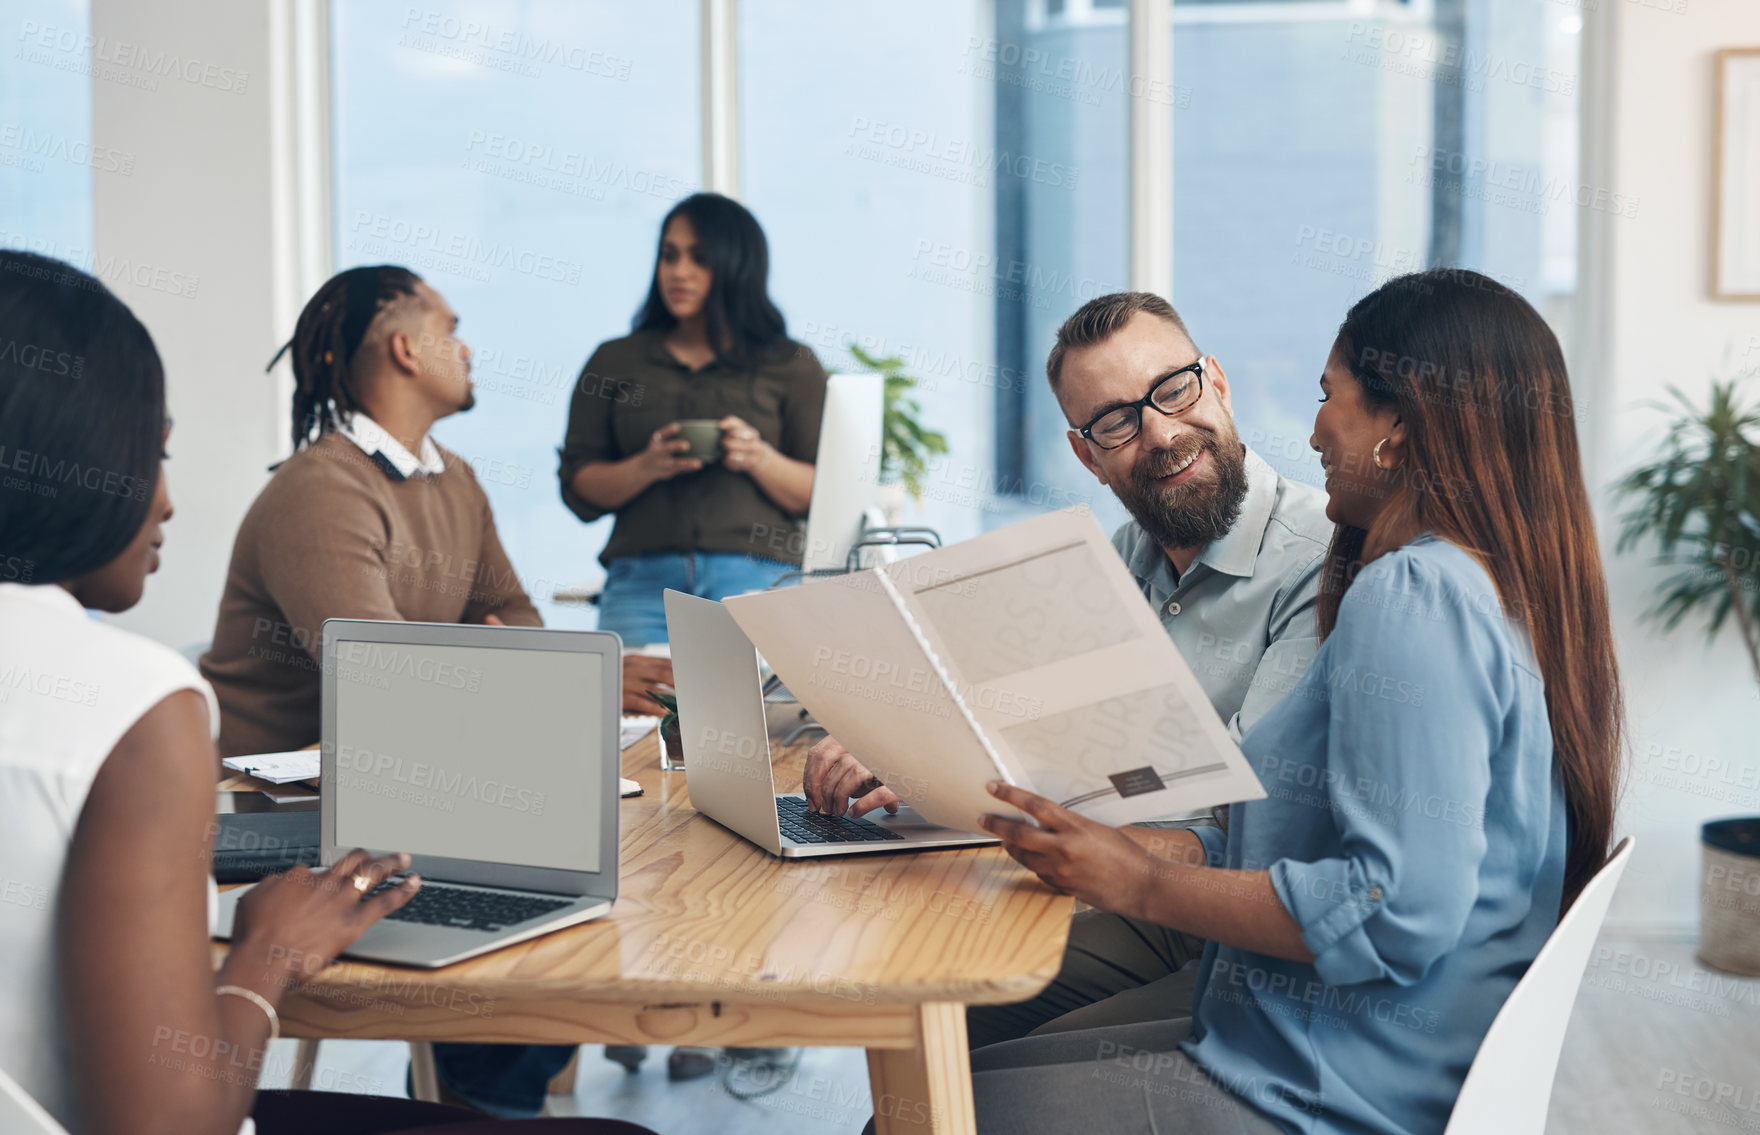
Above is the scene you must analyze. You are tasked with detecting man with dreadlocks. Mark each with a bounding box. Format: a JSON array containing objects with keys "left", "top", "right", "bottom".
[
  {"left": 199, "top": 263, "right": 673, "bottom": 757},
  {"left": 201, "top": 265, "right": 661, "bottom": 1117}
]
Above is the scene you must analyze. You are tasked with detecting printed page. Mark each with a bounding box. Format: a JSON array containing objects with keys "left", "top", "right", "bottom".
[
  {"left": 885, "top": 507, "right": 1265, "bottom": 826},
  {"left": 723, "top": 570, "right": 1007, "bottom": 833}
]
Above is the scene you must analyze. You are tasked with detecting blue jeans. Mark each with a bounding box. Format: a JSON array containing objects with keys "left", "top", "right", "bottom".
[
  {"left": 597, "top": 551, "right": 797, "bottom": 647},
  {"left": 429, "top": 1040, "right": 577, "bottom": 1117}
]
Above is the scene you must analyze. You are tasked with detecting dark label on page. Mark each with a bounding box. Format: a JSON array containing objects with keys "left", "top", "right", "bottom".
[{"left": 1108, "top": 767, "right": 1166, "bottom": 798}]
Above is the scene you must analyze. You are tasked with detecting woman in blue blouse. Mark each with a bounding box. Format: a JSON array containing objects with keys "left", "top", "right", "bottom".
[{"left": 972, "top": 269, "right": 1624, "bottom": 1134}]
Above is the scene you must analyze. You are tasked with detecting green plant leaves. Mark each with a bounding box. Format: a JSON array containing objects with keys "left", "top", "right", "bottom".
[
  {"left": 1614, "top": 378, "right": 1760, "bottom": 682},
  {"left": 648, "top": 689, "right": 679, "bottom": 731},
  {"left": 849, "top": 340, "right": 948, "bottom": 501}
]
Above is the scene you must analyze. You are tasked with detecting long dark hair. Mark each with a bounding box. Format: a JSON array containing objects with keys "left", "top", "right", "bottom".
[
  {"left": 270, "top": 264, "right": 424, "bottom": 450},
  {"left": 0, "top": 250, "right": 165, "bottom": 583},
  {"left": 632, "top": 193, "right": 787, "bottom": 370},
  {"left": 1318, "top": 268, "right": 1623, "bottom": 909}
]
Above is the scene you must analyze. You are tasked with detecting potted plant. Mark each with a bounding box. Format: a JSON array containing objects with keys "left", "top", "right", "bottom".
[
  {"left": 650, "top": 690, "right": 684, "bottom": 771},
  {"left": 1614, "top": 376, "right": 1760, "bottom": 974},
  {"left": 848, "top": 342, "right": 949, "bottom": 522},
  {"left": 1614, "top": 378, "right": 1760, "bottom": 686}
]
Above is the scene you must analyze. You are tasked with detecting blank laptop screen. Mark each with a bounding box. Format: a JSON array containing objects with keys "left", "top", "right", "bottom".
[{"left": 331, "top": 639, "right": 603, "bottom": 874}]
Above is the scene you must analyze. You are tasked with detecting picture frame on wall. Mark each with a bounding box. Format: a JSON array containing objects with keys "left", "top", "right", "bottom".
[{"left": 1713, "top": 48, "right": 1760, "bottom": 300}]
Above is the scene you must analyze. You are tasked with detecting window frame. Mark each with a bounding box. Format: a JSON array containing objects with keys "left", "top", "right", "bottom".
[{"left": 1027, "top": 0, "right": 1431, "bottom": 32}]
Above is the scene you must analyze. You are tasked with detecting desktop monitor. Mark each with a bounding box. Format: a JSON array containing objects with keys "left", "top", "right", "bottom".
[{"left": 800, "top": 372, "right": 885, "bottom": 573}]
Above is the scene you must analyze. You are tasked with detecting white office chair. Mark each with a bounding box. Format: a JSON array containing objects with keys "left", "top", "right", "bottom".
[
  {"left": 1443, "top": 836, "right": 1635, "bottom": 1135},
  {"left": 0, "top": 1065, "right": 69, "bottom": 1135}
]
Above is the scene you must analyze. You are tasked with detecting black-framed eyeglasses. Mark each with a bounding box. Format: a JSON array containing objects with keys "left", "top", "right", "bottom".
[{"left": 1076, "top": 359, "right": 1206, "bottom": 450}]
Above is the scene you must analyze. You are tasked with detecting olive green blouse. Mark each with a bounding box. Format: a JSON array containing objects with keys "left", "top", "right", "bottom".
[{"left": 557, "top": 330, "right": 828, "bottom": 566}]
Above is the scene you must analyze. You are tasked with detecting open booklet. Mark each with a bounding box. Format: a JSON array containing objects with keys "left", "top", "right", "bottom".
[{"left": 722, "top": 506, "right": 1265, "bottom": 834}]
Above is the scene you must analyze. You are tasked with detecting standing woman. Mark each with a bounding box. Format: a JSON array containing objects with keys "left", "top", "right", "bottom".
[{"left": 558, "top": 193, "right": 827, "bottom": 647}]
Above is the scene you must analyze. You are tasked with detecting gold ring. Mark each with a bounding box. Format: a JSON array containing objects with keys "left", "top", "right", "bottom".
[{"left": 352, "top": 873, "right": 371, "bottom": 894}]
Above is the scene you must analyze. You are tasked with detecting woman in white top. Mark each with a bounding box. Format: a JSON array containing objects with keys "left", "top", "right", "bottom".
[{"left": 0, "top": 251, "right": 654, "bottom": 1135}]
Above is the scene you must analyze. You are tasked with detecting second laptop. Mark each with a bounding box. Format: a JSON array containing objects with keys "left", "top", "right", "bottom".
[{"left": 665, "top": 589, "right": 995, "bottom": 858}]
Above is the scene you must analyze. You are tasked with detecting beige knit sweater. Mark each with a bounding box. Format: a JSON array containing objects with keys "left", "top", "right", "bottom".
[{"left": 200, "top": 434, "right": 541, "bottom": 757}]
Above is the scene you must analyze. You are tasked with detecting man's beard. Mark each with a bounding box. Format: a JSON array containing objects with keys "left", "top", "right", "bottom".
[{"left": 1112, "top": 429, "right": 1250, "bottom": 554}]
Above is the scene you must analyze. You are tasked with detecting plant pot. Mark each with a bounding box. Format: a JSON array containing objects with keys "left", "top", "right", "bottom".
[
  {"left": 1699, "top": 818, "right": 1760, "bottom": 975},
  {"left": 659, "top": 717, "right": 684, "bottom": 771}
]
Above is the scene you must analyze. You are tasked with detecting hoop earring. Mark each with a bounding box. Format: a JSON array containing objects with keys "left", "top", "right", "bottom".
[{"left": 1373, "top": 438, "right": 1398, "bottom": 470}]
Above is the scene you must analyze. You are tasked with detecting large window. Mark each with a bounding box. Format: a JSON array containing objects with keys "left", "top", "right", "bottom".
[
  {"left": 740, "top": 0, "right": 1008, "bottom": 544},
  {"left": 1000, "top": 0, "right": 1581, "bottom": 505},
  {"left": 2, "top": 0, "right": 95, "bottom": 264},
  {"left": 744, "top": 0, "right": 1135, "bottom": 539},
  {"left": 989, "top": 0, "right": 1133, "bottom": 534},
  {"left": 331, "top": 1, "right": 700, "bottom": 626},
  {"left": 331, "top": 0, "right": 1582, "bottom": 607}
]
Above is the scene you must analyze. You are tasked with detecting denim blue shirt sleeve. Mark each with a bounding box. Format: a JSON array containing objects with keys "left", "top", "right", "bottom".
[
  {"left": 1194, "top": 822, "right": 1228, "bottom": 867},
  {"left": 1181, "top": 536, "right": 1567, "bottom": 1135},
  {"left": 1268, "top": 547, "right": 1498, "bottom": 987}
]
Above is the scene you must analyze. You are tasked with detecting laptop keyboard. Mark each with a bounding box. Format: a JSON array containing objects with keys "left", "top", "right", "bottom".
[
  {"left": 370, "top": 880, "right": 574, "bottom": 932},
  {"left": 212, "top": 845, "right": 320, "bottom": 883},
  {"left": 776, "top": 795, "right": 904, "bottom": 844}
]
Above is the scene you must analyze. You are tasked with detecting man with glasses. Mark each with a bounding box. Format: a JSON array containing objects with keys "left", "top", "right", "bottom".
[
  {"left": 804, "top": 291, "right": 1332, "bottom": 1047},
  {"left": 1046, "top": 291, "right": 1330, "bottom": 741}
]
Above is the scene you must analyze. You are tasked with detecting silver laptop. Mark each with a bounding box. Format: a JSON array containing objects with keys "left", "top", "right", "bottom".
[
  {"left": 214, "top": 618, "right": 620, "bottom": 968},
  {"left": 664, "top": 589, "right": 995, "bottom": 858}
]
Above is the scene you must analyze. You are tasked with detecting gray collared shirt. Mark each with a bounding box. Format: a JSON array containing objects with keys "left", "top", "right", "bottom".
[{"left": 1112, "top": 446, "right": 1333, "bottom": 741}]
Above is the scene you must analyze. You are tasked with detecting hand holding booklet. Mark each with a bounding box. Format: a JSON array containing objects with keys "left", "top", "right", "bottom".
[{"left": 722, "top": 506, "right": 1265, "bottom": 834}]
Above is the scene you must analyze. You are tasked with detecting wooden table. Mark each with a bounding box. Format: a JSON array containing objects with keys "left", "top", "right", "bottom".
[{"left": 214, "top": 728, "right": 1073, "bottom": 1133}]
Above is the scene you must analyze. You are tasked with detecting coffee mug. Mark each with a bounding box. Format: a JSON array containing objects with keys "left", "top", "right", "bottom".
[{"left": 675, "top": 419, "right": 723, "bottom": 463}]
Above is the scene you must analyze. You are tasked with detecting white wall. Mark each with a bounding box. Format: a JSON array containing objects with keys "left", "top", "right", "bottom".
[
  {"left": 1596, "top": 0, "right": 1760, "bottom": 933},
  {"left": 90, "top": 0, "right": 313, "bottom": 651}
]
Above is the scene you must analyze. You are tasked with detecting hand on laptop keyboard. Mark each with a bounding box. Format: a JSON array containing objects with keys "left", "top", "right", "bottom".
[
  {"left": 776, "top": 795, "right": 903, "bottom": 843},
  {"left": 802, "top": 735, "right": 902, "bottom": 818},
  {"left": 230, "top": 848, "right": 421, "bottom": 990}
]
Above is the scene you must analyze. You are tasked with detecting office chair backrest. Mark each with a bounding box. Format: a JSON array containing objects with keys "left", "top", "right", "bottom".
[
  {"left": 1443, "top": 836, "right": 1635, "bottom": 1135},
  {"left": 857, "top": 506, "right": 894, "bottom": 566},
  {"left": 0, "top": 1065, "right": 69, "bottom": 1135}
]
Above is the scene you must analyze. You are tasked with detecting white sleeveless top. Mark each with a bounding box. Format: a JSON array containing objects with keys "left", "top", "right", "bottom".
[{"left": 0, "top": 583, "right": 223, "bottom": 1131}]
